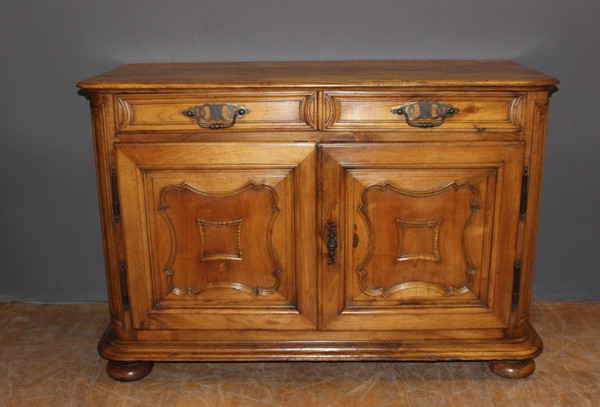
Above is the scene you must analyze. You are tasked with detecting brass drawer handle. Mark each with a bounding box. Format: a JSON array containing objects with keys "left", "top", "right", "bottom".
[
  {"left": 391, "top": 102, "right": 459, "bottom": 128},
  {"left": 183, "top": 103, "right": 250, "bottom": 129}
]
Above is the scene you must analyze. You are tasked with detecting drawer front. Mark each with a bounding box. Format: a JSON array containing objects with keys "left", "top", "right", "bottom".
[
  {"left": 324, "top": 92, "right": 524, "bottom": 132},
  {"left": 115, "top": 92, "right": 317, "bottom": 132}
]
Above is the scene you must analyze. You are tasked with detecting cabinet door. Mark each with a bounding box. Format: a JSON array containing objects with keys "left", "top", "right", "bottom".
[
  {"left": 320, "top": 142, "right": 524, "bottom": 331},
  {"left": 115, "top": 142, "right": 317, "bottom": 331}
]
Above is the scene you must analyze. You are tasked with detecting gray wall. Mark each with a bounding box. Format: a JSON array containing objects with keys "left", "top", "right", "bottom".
[{"left": 1, "top": 0, "right": 598, "bottom": 302}]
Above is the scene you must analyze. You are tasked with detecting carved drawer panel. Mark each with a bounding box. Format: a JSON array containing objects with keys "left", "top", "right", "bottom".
[
  {"left": 115, "top": 92, "right": 317, "bottom": 132},
  {"left": 324, "top": 92, "right": 524, "bottom": 132}
]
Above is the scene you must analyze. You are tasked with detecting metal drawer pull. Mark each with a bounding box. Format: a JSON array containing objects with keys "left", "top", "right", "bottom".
[
  {"left": 391, "top": 102, "right": 459, "bottom": 128},
  {"left": 183, "top": 103, "right": 250, "bottom": 129}
]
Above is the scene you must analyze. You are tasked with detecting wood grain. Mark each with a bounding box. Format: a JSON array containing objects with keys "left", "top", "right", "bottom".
[
  {"left": 79, "top": 60, "right": 557, "bottom": 381},
  {"left": 78, "top": 60, "right": 558, "bottom": 90}
]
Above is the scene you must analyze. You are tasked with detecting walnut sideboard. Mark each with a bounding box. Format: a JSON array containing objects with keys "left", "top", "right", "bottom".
[{"left": 78, "top": 60, "right": 558, "bottom": 381}]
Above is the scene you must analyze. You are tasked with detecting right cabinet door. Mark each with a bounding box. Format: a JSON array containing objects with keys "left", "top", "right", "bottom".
[{"left": 320, "top": 142, "right": 525, "bottom": 332}]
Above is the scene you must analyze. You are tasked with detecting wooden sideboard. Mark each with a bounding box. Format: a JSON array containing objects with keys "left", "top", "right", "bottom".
[{"left": 78, "top": 60, "right": 558, "bottom": 381}]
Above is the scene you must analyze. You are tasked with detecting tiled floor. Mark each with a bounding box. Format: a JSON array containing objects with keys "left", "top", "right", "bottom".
[{"left": 0, "top": 302, "right": 598, "bottom": 406}]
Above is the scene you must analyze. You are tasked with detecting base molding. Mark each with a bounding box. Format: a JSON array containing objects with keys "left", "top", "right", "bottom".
[{"left": 99, "top": 323, "right": 542, "bottom": 364}]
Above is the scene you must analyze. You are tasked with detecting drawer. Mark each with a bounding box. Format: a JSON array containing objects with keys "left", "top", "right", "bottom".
[
  {"left": 324, "top": 92, "right": 524, "bottom": 132},
  {"left": 115, "top": 92, "right": 317, "bottom": 132}
]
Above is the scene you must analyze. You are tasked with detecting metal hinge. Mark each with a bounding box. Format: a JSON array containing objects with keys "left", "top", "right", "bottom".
[
  {"left": 511, "top": 259, "right": 522, "bottom": 310},
  {"left": 110, "top": 168, "right": 121, "bottom": 223},
  {"left": 119, "top": 261, "right": 130, "bottom": 311},
  {"left": 519, "top": 166, "right": 529, "bottom": 220}
]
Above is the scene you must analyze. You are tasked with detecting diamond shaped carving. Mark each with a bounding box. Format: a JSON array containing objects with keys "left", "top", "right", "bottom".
[
  {"left": 395, "top": 218, "right": 441, "bottom": 262},
  {"left": 197, "top": 217, "right": 243, "bottom": 261}
]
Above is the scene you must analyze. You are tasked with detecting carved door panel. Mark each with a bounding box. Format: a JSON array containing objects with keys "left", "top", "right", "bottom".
[
  {"left": 115, "top": 142, "right": 317, "bottom": 331},
  {"left": 320, "top": 142, "right": 525, "bottom": 332}
]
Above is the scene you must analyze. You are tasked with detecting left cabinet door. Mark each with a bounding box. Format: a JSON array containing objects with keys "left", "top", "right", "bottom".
[{"left": 114, "top": 142, "right": 317, "bottom": 332}]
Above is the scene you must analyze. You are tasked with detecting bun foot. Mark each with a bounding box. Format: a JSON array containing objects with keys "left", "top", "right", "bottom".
[
  {"left": 488, "top": 359, "right": 535, "bottom": 379},
  {"left": 106, "top": 360, "right": 154, "bottom": 381}
]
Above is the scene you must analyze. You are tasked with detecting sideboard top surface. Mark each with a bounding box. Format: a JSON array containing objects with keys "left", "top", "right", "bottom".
[{"left": 77, "top": 60, "right": 558, "bottom": 91}]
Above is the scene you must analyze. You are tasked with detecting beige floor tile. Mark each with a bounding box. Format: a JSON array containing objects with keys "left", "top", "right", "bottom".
[{"left": 0, "top": 301, "right": 598, "bottom": 406}]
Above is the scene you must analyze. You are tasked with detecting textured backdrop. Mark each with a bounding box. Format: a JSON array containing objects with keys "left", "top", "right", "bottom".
[{"left": 1, "top": 0, "right": 598, "bottom": 302}]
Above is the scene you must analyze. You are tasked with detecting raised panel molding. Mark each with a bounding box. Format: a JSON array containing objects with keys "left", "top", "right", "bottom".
[
  {"left": 323, "top": 92, "right": 526, "bottom": 132},
  {"left": 357, "top": 181, "right": 480, "bottom": 297},
  {"left": 197, "top": 217, "right": 244, "bottom": 261},
  {"left": 159, "top": 181, "right": 282, "bottom": 297},
  {"left": 395, "top": 217, "right": 442, "bottom": 262},
  {"left": 114, "top": 93, "right": 317, "bottom": 132}
]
